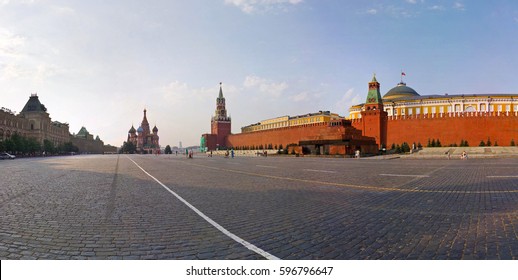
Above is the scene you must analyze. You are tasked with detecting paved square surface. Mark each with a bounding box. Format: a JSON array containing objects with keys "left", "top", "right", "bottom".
[{"left": 1, "top": 154, "right": 517, "bottom": 259}]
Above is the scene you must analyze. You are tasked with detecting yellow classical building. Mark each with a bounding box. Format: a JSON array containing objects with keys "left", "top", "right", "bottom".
[
  {"left": 241, "top": 111, "right": 342, "bottom": 133},
  {"left": 349, "top": 81, "right": 518, "bottom": 120}
]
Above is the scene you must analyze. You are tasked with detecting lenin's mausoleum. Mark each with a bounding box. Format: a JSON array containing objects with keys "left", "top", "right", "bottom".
[{"left": 202, "top": 76, "right": 518, "bottom": 156}]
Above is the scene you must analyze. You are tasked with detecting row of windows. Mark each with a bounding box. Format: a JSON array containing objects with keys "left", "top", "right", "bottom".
[
  {"left": 242, "top": 116, "right": 333, "bottom": 133},
  {"left": 351, "top": 104, "right": 518, "bottom": 119},
  {"left": 388, "top": 104, "right": 518, "bottom": 116}
]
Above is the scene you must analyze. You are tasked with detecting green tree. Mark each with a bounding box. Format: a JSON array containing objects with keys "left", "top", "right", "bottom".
[
  {"left": 511, "top": 139, "right": 516, "bottom": 146},
  {"left": 10, "top": 133, "right": 25, "bottom": 153},
  {"left": 479, "top": 140, "right": 485, "bottom": 147},
  {"left": 43, "top": 139, "right": 55, "bottom": 154},
  {"left": 4, "top": 138, "right": 15, "bottom": 153},
  {"left": 165, "top": 145, "right": 172, "bottom": 154},
  {"left": 122, "top": 141, "right": 136, "bottom": 154},
  {"left": 401, "top": 142, "right": 410, "bottom": 153},
  {"left": 26, "top": 138, "right": 41, "bottom": 154},
  {"left": 486, "top": 138, "right": 491, "bottom": 146},
  {"left": 61, "top": 142, "right": 78, "bottom": 153}
]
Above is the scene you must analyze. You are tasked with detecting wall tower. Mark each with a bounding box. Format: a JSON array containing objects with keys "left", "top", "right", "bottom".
[
  {"left": 360, "top": 75, "right": 387, "bottom": 149},
  {"left": 210, "top": 83, "right": 231, "bottom": 149}
]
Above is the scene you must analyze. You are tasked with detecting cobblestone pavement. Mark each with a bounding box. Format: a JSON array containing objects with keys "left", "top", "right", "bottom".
[{"left": 1, "top": 154, "right": 517, "bottom": 259}]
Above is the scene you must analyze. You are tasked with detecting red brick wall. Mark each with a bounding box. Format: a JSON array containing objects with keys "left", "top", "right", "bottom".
[
  {"left": 226, "top": 123, "right": 347, "bottom": 149},
  {"left": 352, "top": 112, "right": 518, "bottom": 147},
  {"left": 211, "top": 121, "right": 231, "bottom": 148}
]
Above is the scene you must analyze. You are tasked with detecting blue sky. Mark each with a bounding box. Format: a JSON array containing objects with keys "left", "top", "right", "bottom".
[{"left": 1, "top": 0, "right": 517, "bottom": 147}]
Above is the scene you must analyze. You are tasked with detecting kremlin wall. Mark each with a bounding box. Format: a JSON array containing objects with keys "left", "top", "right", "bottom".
[{"left": 203, "top": 76, "right": 518, "bottom": 156}]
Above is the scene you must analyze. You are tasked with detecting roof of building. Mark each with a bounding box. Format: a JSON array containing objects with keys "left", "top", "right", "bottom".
[
  {"left": 137, "top": 126, "right": 144, "bottom": 133},
  {"left": 77, "top": 126, "right": 90, "bottom": 136},
  {"left": 152, "top": 125, "right": 158, "bottom": 132},
  {"left": 383, "top": 82, "right": 420, "bottom": 100},
  {"left": 21, "top": 94, "right": 47, "bottom": 113},
  {"left": 129, "top": 125, "right": 136, "bottom": 134}
]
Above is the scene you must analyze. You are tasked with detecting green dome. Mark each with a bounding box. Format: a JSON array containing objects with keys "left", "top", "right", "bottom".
[{"left": 383, "top": 82, "right": 420, "bottom": 100}]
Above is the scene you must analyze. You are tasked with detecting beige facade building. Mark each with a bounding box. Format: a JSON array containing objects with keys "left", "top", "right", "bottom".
[
  {"left": 71, "top": 127, "right": 105, "bottom": 154},
  {"left": 1, "top": 94, "right": 109, "bottom": 154},
  {"left": 1, "top": 94, "right": 70, "bottom": 147},
  {"left": 241, "top": 111, "right": 343, "bottom": 133}
]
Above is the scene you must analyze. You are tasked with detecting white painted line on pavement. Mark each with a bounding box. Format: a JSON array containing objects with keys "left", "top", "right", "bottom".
[
  {"left": 256, "top": 165, "right": 278, "bottom": 169},
  {"left": 303, "top": 169, "right": 337, "bottom": 174},
  {"left": 126, "top": 156, "right": 280, "bottom": 260},
  {"left": 487, "top": 175, "right": 518, "bottom": 178},
  {"left": 379, "top": 174, "right": 430, "bottom": 178}
]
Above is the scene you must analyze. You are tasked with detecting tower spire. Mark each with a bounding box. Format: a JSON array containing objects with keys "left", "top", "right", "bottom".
[
  {"left": 366, "top": 74, "right": 382, "bottom": 105},
  {"left": 218, "top": 82, "right": 223, "bottom": 99}
]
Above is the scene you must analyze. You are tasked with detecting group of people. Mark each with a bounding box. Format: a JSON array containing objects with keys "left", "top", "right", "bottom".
[{"left": 224, "top": 150, "right": 235, "bottom": 158}]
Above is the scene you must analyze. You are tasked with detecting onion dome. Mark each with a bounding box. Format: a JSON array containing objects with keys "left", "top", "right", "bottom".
[
  {"left": 137, "top": 126, "right": 144, "bottom": 133},
  {"left": 383, "top": 82, "right": 420, "bottom": 100},
  {"left": 128, "top": 125, "right": 136, "bottom": 134},
  {"left": 152, "top": 125, "right": 158, "bottom": 133}
]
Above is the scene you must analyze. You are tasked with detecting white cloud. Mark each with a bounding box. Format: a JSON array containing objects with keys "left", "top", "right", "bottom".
[
  {"left": 224, "top": 0, "right": 303, "bottom": 14},
  {"left": 51, "top": 5, "right": 75, "bottom": 15},
  {"left": 453, "top": 2, "right": 465, "bottom": 11},
  {"left": 0, "top": 28, "right": 27, "bottom": 58},
  {"left": 428, "top": 5, "right": 444, "bottom": 11},
  {"left": 0, "top": 0, "right": 38, "bottom": 6},
  {"left": 405, "top": 0, "right": 417, "bottom": 4},
  {"left": 290, "top": 91, "right": 309, "bottom": 102},
  {"left": 243, "top": 75, "right": 288, "bottom": 98},
  {"left": 0, "top": 63, "right": 29, "bottom": 80},
  {"left": 335, "top": 88, "right": 361, "bottom": 115},
  {"left": 366, "top": 8, "right": 378, "bottom": 15},
  {"left": 160, "top": 81, "right": 239, "bottom": 107}
]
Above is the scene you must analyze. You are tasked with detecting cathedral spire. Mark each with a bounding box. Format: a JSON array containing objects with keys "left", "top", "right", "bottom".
[{"left": 218, "top": 82, "right": 224, "bottom": 99}]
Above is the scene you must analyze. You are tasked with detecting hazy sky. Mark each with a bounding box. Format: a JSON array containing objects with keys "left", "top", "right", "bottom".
[{"left": 1, "top": 0, "right": 517, "bottom": 147}]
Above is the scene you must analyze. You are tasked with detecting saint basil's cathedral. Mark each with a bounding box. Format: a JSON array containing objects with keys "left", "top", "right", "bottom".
[{"left": 127, "top": 109, "right": 160, "bottom": 154}]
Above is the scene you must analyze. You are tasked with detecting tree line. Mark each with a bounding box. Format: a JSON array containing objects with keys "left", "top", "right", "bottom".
[{"left": 0, "top": 133, "right": 78, "bottom": 155}]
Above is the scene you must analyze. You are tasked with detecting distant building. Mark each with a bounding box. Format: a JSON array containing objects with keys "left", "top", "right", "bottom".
[
  {"left": 127, "top": 109, "right": 160, "bottom": 154},
  {"left": 71, "top": 126, "right": 104, "bottom": 154},
  {"left": 349, "top": 75, "right": 518, "bottom": 148},
  {"left": 1, "top": 94, "right": 115, "bottom": 155},
  {"left": 202, "top": 84, "right": 377, "bottom": 155},
  {"left": 0, "top": 94, "right": 70, "bottom": 147},
  {"left": 202, "top": 83, "right": 231, "bottom": 151},
  {"left": 202, "top": 74, "right": 518, "bottom": 156}
]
